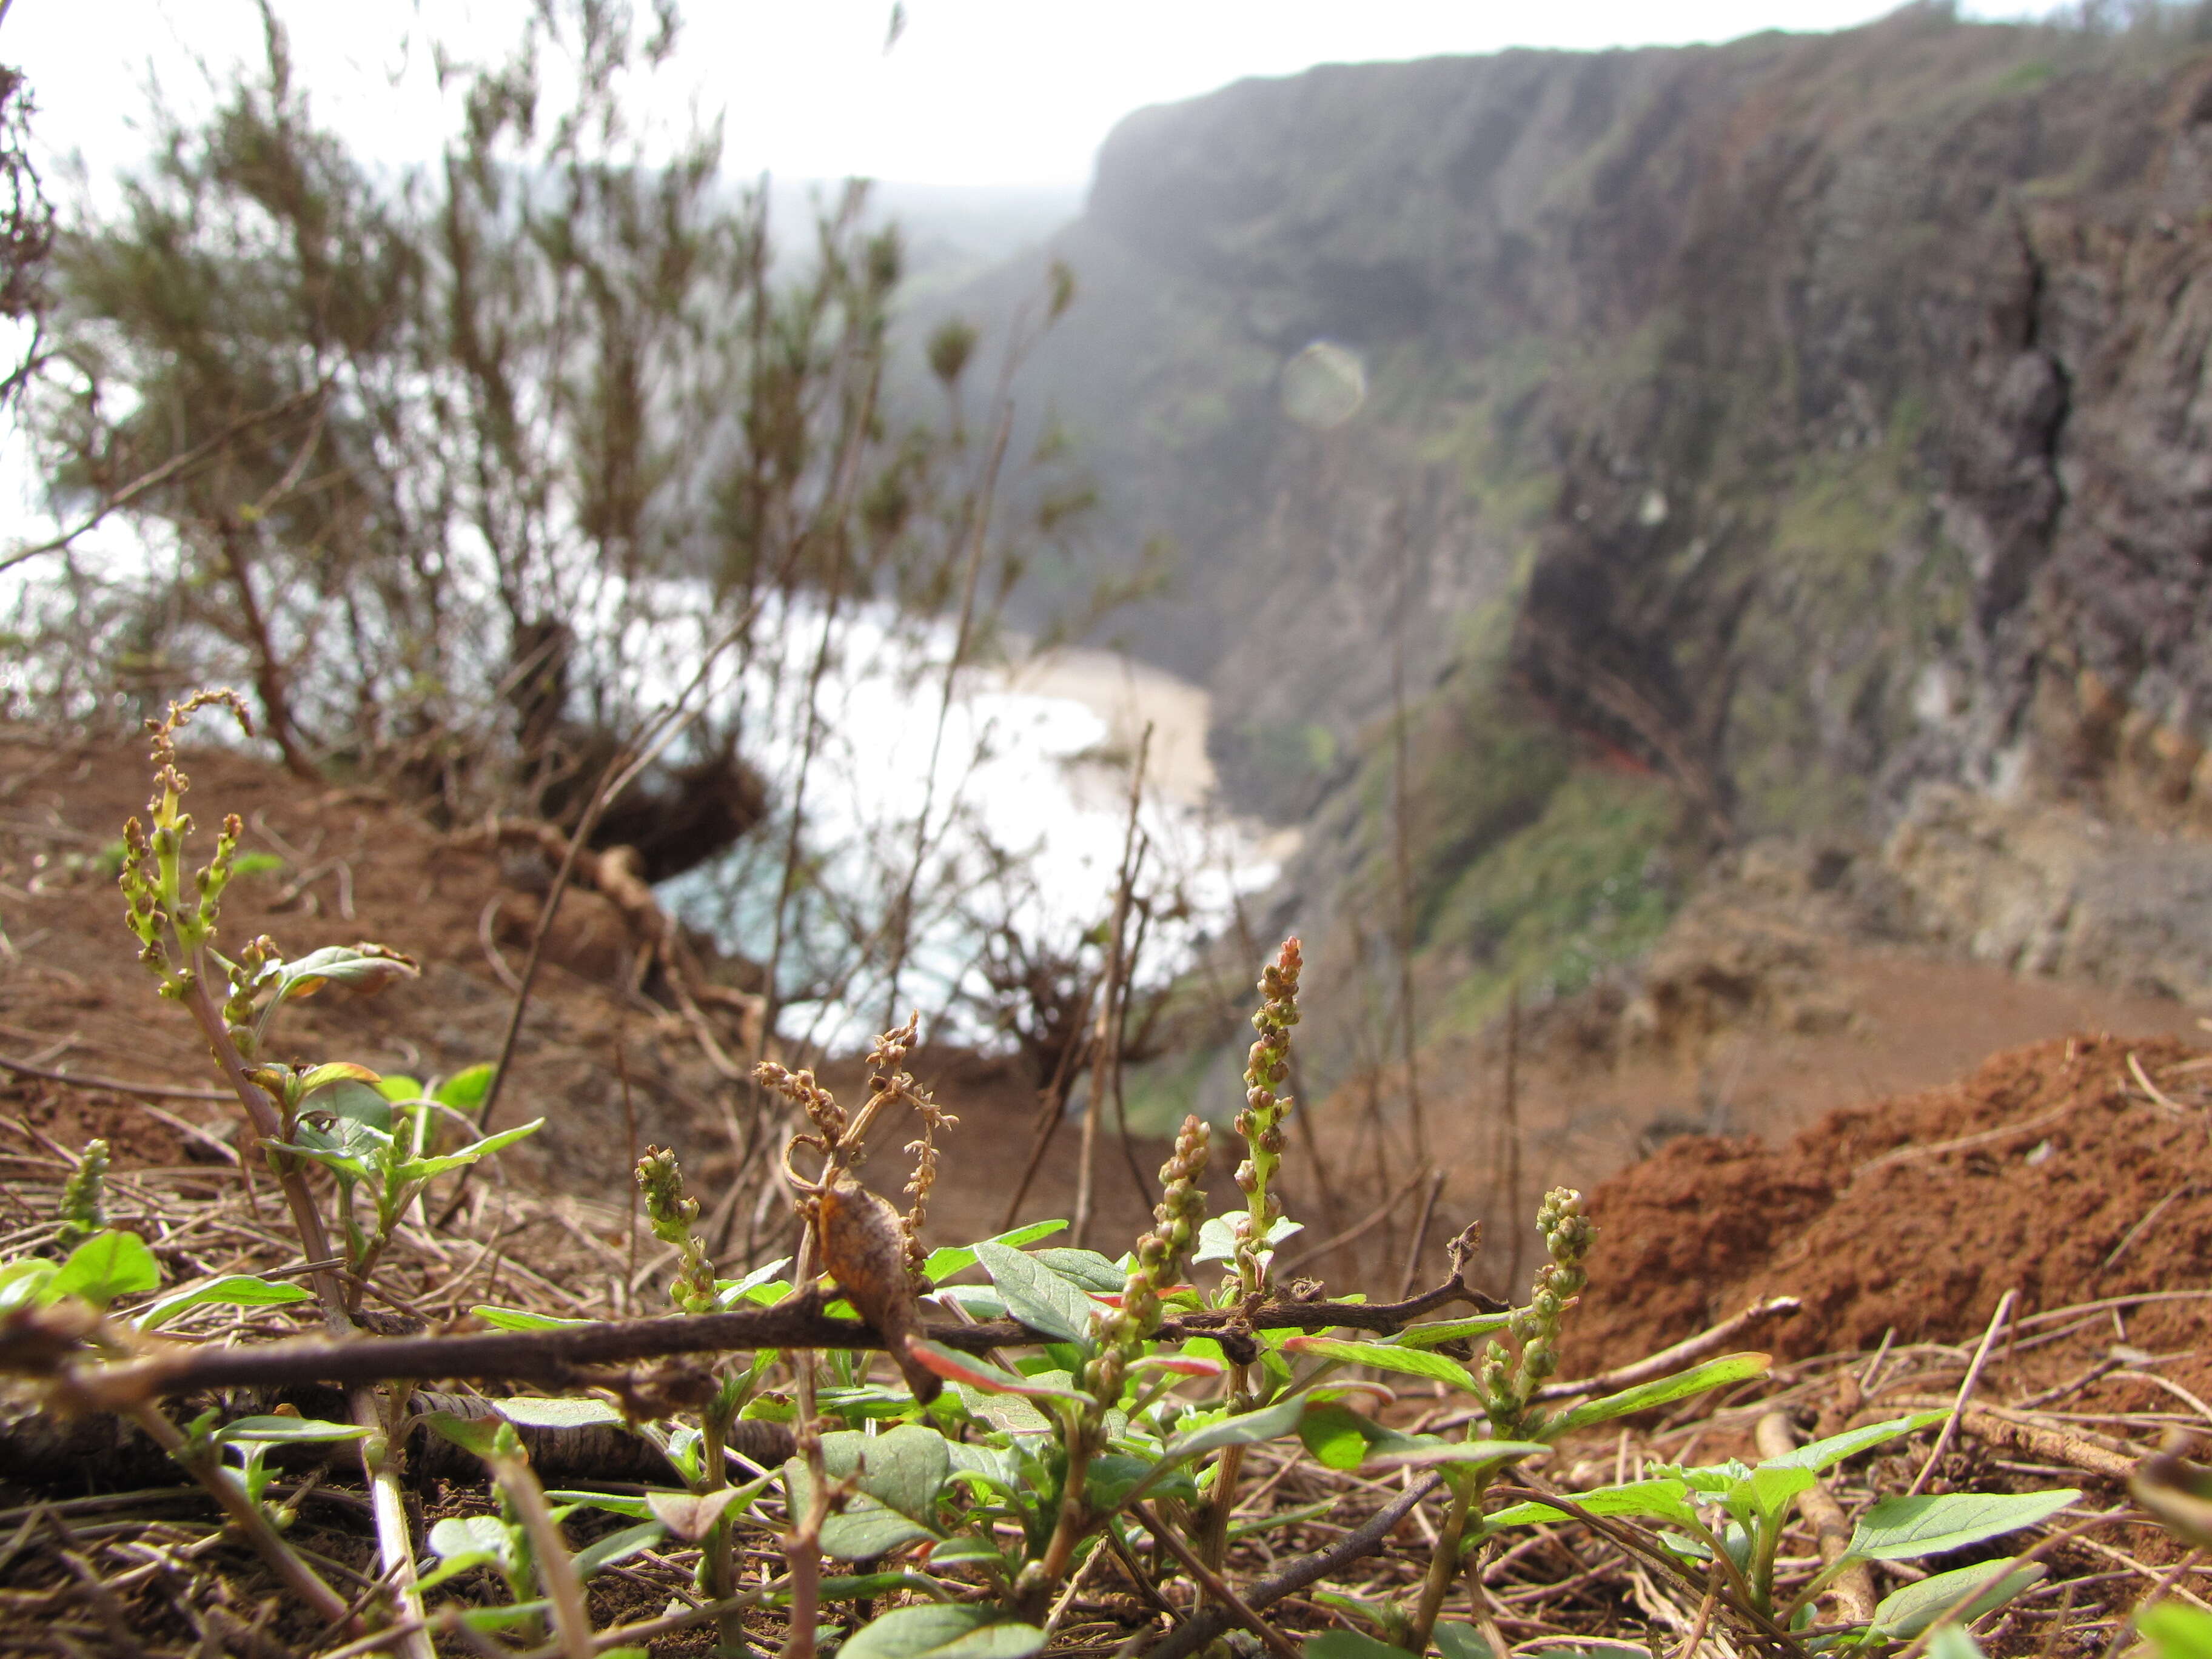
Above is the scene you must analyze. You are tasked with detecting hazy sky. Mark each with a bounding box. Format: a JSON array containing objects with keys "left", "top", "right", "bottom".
[{"left": 11, "top": 1, "right": 2054, "bottom": 191}]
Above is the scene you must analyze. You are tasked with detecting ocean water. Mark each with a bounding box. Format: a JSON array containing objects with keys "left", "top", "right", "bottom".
[{"left": 660, "top": 604, "right": 1285, "bottom": 1054}]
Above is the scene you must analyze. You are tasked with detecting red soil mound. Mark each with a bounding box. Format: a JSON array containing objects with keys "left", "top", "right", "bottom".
[{"left": 1567, "top": 1033, "right": 2212, "bottom": 1389}]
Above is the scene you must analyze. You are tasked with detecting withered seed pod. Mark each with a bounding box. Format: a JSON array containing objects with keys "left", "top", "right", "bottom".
[{"left": 817, "top": 1173, "right": 941, "bottom": 1404}]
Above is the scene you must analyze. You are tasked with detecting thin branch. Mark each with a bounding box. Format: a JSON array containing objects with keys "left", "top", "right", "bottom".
[
  {"left": 1128, "top": 1501, "right": 1301, "bottom": 1659},
  {"left": 1908, "top": 1288, "right": 2017, "bottom": 1498},
  {"left": 0, "top": 387, "right": 324, "bottom": 575},
  {"left": 1142, "top": 1476, "right": 1444, "bottom": 1659},
  {"left": 1074, "top": 725, "right": 1148, "bottom": 1249},
  {"left": 41, "top": 1272, "right": 1500, "bottom": 1403},
  {"left": 0, "top": 1051, "right": 231, "bottom": 1102}
]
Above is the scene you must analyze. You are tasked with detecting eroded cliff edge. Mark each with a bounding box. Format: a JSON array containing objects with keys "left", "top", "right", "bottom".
[{"left": 959, "top": 7, "right": 2212, "bottom": 1027}]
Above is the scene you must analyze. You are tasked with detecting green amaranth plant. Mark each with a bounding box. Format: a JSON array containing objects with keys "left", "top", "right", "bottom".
[
  {"left": 78, "top": 692, "right": 541, "bottom": 1652},
  {"left": 4, "top": 775, "right": 2099, "bottom": 1659}
]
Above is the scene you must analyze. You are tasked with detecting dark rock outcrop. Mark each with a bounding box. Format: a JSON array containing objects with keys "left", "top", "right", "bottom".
[{"left": 943, "top": 8, "right": 2212, "bottom": 1014}]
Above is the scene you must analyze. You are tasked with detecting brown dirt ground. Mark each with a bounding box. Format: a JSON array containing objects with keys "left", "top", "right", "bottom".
[
  {"left": 1566, "top": 1031, "right": 2212, "bottom": 1404},
  {"left": 1366, "top": 921, "right": 2204, "bottom": 1304},
  {"left": 8, "top": 728, "right": 2212, "bottom": 1654}
]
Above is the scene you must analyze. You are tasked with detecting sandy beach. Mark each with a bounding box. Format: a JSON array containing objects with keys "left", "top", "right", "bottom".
[{"left": 999, "top": 646, "right": 1220, "bottom": 808}]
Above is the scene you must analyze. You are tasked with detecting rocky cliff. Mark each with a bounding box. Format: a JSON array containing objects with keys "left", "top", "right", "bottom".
[{"left": 961, "top": 7, "right": 2212, "bottom": 1027}]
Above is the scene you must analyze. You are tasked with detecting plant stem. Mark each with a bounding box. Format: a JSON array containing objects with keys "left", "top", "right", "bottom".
[
  {"left": 496, "top": 1451, "right": 595, "bottom": 1659},
  {"left": 780, "top": 1223, "right": 828, "bottom": 1659},
  {"left": 180, "top": 971, "right": 352, "bottom": 1331},
  {"left": 1409, "top": 1474, "right": 1480, "bottom": 1651},
  {"left": 700, "top": 1403, "right": 751, "bottom": 1655},
  {"left": 354, "top": 1389, "right": 435, "bottom": 1659},
  {"left": 1199, "top": 1366, "right": 1250, "bottom": 1576},
  {"left": 129, "top": 1403, "right": 354, "bottom": 1629}
]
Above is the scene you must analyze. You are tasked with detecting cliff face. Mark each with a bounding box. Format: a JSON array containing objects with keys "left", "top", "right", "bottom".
[{"left": 968, "top": 8, "right": 2212, "bottom": 1019}]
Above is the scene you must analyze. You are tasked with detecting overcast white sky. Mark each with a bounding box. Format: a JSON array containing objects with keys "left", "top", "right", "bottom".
[{"left": 10, "top": 1, "right": 2059, "bottom": 192}]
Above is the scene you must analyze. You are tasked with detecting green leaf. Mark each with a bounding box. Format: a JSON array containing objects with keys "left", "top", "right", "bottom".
[
  {"left": 1304, "top": 1634, "right": 1415, "bottom": 1659},
  {"left": 47, "top": 1231, "right": 160, "bottom": 1308},
  {"left": 1926, "top": 1627, "right": 1992, "bottom": 1659},
  {"left": 932, "top": 1285, "right": 1005, "bottom": 1320},
  {"left": 272, "top": 944, "right": 420, "bottom": 1003},
  {"left": 434, "top": 1064, "right": 498, "bottom": 1113},
  {"left": 492, "top": 1396, "right": 626, "bottom": 1431},
  {"left": 0, "top": 1259, "right": 55, "bottom": 1313},
  {"left": 839, "top": 1604, "right": 1045, "bottom": 1659},
  {"left": 470, "top": 1304, "right": 593, "bottom": 1330},
  {"left": 572, "top": 1520, "right": 666, "bottom": 1578},
  {"left": 400, "top": 1118, "right": 545, "bottom": 1180},
  {"left": 268, "top": 1139, "right": 375, "bottom": 1187},
  {"left": 819, "top": 1504, "right": 938, "bottom": 1559},
  {"left": 1485, "top": 1478, "right": 1698, "bottom": 1530},
  {"left": 817, "top": 1572, "right": 946, "bottom": 1603},
  {"left": 920, "top": 1221, "right": 1065, "bottom": 1284},
  {"left": 716, "top": 1256, "right": 794, "bottom": 1308},
  {"left": 1162, "top": 1394, "right": 1307, "bottom": 1461},
  {"left": 429, "top": 1515, "right": 511, "bottom": 1561},
  {"left": 545, "top": 1491, "right": 652, "bottom": 1520},
  {"left": 1849, "top": 1488, "right": 2079, "bottom": 1561},
  {"left": 1192, "top": 1213, "right": 1301, "bottom": 1265},
  {"left": 974, "top": 1242, "right": 1099, "bottom": 1346},
  {"left": 374, "top": 1075, "right": 426, "bottom": 1103},
  {"left": 1359, "top": 1438, "right": 1549, "bottom": 1473},
  {"left": 229, "top": 851, "right": 285, "bottom": 879},
  {"left": 1280, "top": 1336, "right": 1476, "bottom": 1390},
  {"left": 925, "top": 1536, "right": 1005, "bottom": 1566},
  {"left": 136, "top": 1274, "right": 314, "bottom": 1329},
  {"left": 418, "top": 1515, "right": 513, "bottom": 1589},
  {"left": 213, "top": 1416, "right": 371, "bottom": 1445},
  {"left": 826, "top": 1423, "right": 950, "bottom": 1523},
  {"left": 1387, "top": 1314, "right": 1515, "bottom": 1349},
  {"left": 945, "top": 1442, "right": 1022, "bottom": 1493},
  {"left": 1432, "top": 1625, "right": 1498, "bottom": 1659},
  {"left": 910, "top": 1341, "right": 1091, "bottom": 1404},
  {"left": 298, "top": 1061, "right": 383, "bottom": 1096},
  {"left": 318, "top": 1082, "right": 394, "bottom": 1129},
  {"left": 954, "top": 1384, "right": 1053, "bottom": 1439},
  {"left": 1301, "top": 1403, "right": 1378, "bottom": 1472},
  {"left": 788, "top": 1452, "right": 940, "bottom": 1558},
  {"left": 2139, "top": 1603, "right": 2212, "bottom": 1659},
  {"left": 1874, "top": 1560, "right": 2046, "bottom": 1638},
  {"left": 1549, "top": 1353, "right": 1772, "bottom": 1435},
  {"left": 1768, "top": 1410, "right": 1949, "bottom": 1473},
  {"left": 1742, "top": 1464, "right": 1817, "bottom": 1527},
  {"left": 460, "top": 1600, "right": 555, "bottom": 1632},
  {"left": 418, "top": 1412, "right": 504, "bottom": 1459},
  {"left": 1088, "top": 1455, "right": 1197, "bottom": 1509},
  {"left": 1031, "top": 1248, "right": 1127, "bottom": 1292}
]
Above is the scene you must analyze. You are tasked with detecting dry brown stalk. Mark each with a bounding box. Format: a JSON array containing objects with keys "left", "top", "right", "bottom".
[
  {"left": 1754, "top": 1409, "right": 1874, "bottom": 1624},
  {"left": 1072, "top": 723, "right": 1149, "bottom": 1250},
  {"left": 1951, "top": 1406, "right": 2141, "bottom": 1480},
  {"left": 1128, "top": 1501, "right": 1303, "bottom": 1659},
  {"left": 1144, "top": 1475, "right": 1444, "bottom": 1659},
  {"left": 1530, "top": 1296, "right": 1804, "bottom": 1404},
  {"left": 1908, "top": 1288, "right": 2017, "bottom": 1497}
]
